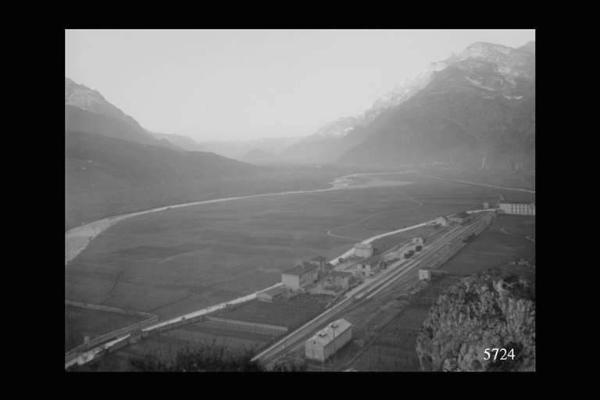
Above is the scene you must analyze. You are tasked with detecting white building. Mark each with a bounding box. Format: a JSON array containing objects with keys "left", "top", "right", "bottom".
[
  {"left": 281, "top": 263, "right": 319, "bottom": 290},
  {"left": 353, "top": 242, "right": 373, "bottom": 258},
  {"left": 418, "top": 269, "right": 432, "bottom": 281},
  {"left": 305, "top": 319, "right": 352, "bottom": 362},
  {"left": 498, "top": 202, "right": 535, "bottom": 216}
]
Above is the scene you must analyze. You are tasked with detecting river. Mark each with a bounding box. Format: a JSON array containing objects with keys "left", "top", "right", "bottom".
[{"left": 65, "top": 171, "right": 414, "bottom": 266}]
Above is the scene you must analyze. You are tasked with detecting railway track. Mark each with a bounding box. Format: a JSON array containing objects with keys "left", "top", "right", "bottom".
[{"left": 252, "top": 212, "right": 493, "bottom": 367}]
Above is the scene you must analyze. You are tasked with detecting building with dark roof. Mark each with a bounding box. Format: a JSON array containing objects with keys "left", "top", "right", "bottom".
[
  {"left": 281, "top": 262, "right": 319, "bottom": 290},
  {"left": 257, "top": 285, "right": 287, "bottom": 302}
]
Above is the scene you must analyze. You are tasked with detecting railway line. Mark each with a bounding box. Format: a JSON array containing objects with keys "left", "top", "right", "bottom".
[
  {"left": 66, "top": 209, "right": 493, "bottom": 370},
  {"left": 251, "top": 212, "right": 493, "bottom": 368}
]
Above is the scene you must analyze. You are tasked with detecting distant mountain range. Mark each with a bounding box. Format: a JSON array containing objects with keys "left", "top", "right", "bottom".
[
  {"left": 66, "top": 78, "right": 177, "bottom": 149},
  {"left": 65, "top": 78, "right": 341, "bottom": 228},
  {"left": 281, "top": 41, "right": 535, "bottom": 172},
  {"left": 66, "top": 40, "right": 535, "bottom": 225},
  {"left": 65, "top": 78, "right": 263, "bottom": 228}
]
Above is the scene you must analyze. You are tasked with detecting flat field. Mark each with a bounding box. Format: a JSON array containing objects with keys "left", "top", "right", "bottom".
[
  {"left": 65, "top": 174, "right": 521, "bottom": 348},
  {"left": 442, "top": 214, "right": 535, "bottom": 275},
  {"left": 65, "top": 305, "right": 147, "bottom": 351},
  {"left": 74, "top": 320, "right": 274, "bottom": 371},
  {"left": 213, "top": 294, "right": 331, "bottom": 329}
]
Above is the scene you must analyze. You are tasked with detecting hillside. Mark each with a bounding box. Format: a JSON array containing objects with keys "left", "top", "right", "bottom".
[
  {"left": 151, "top": 132, "right": 207, "bottom": 151},
  {"left": 339, "top": 41, "right": 535, "bottom": 171},
  {"left": 67, "top": 78, "right": 319, "bottom": 229},
  {"left": 416, "top": 265, "right": 535, "bottom": 371},
  {"left": 66, "top": 78, "right": 173, "bottom": 148},
  {"left": 281, "top": 41, "right": 535, "bottom": 175},
  {"left": 66, "top": 130, "right": 259, "bottom": 229}
]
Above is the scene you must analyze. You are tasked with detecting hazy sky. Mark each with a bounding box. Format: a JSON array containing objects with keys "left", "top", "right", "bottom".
[{"left": 65, "top": 29, "right": 535, "bottom": 142}]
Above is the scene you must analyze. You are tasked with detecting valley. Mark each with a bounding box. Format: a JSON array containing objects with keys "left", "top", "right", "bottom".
[
  {"left": 65, "top": 172, "right": 530, "bottom": 362},
  {"left": 65, "top": 32, "right": 535, "bottom": 372}
]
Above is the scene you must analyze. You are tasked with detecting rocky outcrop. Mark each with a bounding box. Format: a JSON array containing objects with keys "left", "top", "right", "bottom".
[{"left": 416, "top": 267, "right": 535, "bottom": 371}]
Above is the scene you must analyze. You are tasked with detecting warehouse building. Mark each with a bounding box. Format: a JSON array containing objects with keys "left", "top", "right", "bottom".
[
  {"left": 305, "top": 319, "right": 352, "bottom": 362},
  {"left": 281, "top": 263, "right": 319, "bottom": 290},
  {"left": 353, "top": 242, "right": 373, "bottom": 258}
]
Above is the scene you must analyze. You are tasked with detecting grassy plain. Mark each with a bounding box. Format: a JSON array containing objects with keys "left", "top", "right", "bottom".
[
  {"left": 65, "top": 173, "right": 525, "bottom": 350},
  {"left": 213, "top": 294, "right": 331, "bottom": 329},
  {"left": 73, "top": 320, "right": 274, "bottom": 371},
  {"left": 442, "top": 214, "right": 534, "bottom": 275}
]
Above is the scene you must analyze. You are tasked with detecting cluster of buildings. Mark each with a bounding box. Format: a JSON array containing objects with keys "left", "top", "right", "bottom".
[
  {"left": 305, "top": 318, "right": 353, "bottom": 362},
  {"left": 280, "top": 242, "right": 380, "bottom": 295}
]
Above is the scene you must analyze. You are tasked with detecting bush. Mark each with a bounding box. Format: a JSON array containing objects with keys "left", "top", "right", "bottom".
[
  {"left": 129, "top": 344, "right": 262, "bottom": 372},
  {"left": 129, "top": 342, "right": 308, "bottom": 372}
]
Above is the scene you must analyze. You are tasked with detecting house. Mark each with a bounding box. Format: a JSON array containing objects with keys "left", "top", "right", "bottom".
[
  {"left": 305, "top": 319, "right": 352, "bottom": 362},
  {"left": 418, "top": 269, "right": 432, "bottom": 281},
  {"left": 325, "top": 271, "right": 353, "bottom": 290},
  {"left": 281, "top": 262, "right": 319, "bottom": 290},
  {"left": 257, "top": 285, "right": 287, "bottom": 302},
  {"left": 353, "top": 242, "right": 373, "bottom": 258}
]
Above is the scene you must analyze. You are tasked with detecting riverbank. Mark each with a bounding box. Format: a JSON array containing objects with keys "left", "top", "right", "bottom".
[{"left": 66, "top": 171, "right": 413, "bottom": 265}]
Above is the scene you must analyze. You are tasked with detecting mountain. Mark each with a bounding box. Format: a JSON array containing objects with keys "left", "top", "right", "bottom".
[
  {"left": 338, "top": 41, "right": 535, "bottom": 171},
  {"left": 280, "top": 61, "right": 448, "bottom": 164},
  {"left": 238, "top": 148, "right": 283, "bottom": 165},
  {"left": 518, "top": 41, "right": 535, "bottom": 55},
  {"left": 66, "top": 129, "right": 259, "bottom": 229},
  {"left": 66, "top": 78, "right": 174, "bottom": 148},
  {"left": 151, "top": 132, "right": 207, "bottom": 151},
  {"left": 65, "top": 78, "right": 341, "bottom": 229},
  {"left": 282, "top": 41, "right": 535, "bottom": 173},
  {"left": 196, "top": 136, "right": 301, "bottom": 161},
  {"left": 65, "top": 78, "right": 263, "bottom": 228}
]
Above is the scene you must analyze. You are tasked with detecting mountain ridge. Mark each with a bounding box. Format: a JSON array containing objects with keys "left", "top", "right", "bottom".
[{"left": 282, "top": 40, "right": 535, "bottom": 172}]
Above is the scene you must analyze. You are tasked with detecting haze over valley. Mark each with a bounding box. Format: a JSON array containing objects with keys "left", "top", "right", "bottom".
[{"left": 65, "top": 30, "right": 535, "bottom": 372}]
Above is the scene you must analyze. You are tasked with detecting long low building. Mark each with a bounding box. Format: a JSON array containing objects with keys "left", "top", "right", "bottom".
[
  {"left": 305, "top": 319, "right": 352, "bottom": 362},
  {"left": 498, "top": 202, "right": 535, "bottom": 216},
  {"left": 257, "top": 285, "right": 287, "bottom": 302}
]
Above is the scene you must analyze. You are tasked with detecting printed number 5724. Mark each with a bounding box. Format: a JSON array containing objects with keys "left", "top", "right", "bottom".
[{"left": 483, "top": 348, "right": 515, "bottom": 361}]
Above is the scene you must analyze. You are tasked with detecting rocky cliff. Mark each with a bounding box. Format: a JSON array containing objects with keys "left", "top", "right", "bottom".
[{"left": 416, "top": 266, "right": 535, "bottom": 371}]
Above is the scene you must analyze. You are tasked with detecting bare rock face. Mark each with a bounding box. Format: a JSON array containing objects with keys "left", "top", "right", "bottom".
[{"left": 416, "top": 267, "right": 535, "bottom": 371}]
